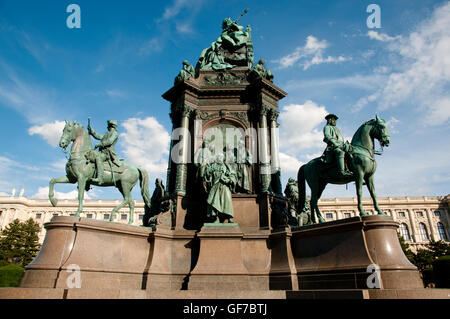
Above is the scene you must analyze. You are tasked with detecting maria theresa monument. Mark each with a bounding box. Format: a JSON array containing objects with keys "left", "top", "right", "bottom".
[{"left": 1, "top": 15, "right": 449, "bottom": 299}]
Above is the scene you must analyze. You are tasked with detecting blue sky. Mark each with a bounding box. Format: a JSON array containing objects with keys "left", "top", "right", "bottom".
[{"left": 0, "top": 0, "right": 449, "bottom": 200}]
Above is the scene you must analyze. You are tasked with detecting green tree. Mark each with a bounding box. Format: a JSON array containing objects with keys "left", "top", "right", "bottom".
[
  {"left": 0, "top": 218, "right": 41, "bottom": 267},
  {"left": 397, "top": 233, "right": 415, "bottom": 263},
  {"left": 426, "top": 240, "right": 450, "bottom": 258},
  {"left": 412, "top": 248, "right": 434, "bottom": 273}
]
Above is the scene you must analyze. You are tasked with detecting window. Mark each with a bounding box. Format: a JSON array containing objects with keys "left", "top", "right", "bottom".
[
  {"left": 121, "top": 214, "right": 127, "bottom": 220},
  {"left": 434, "top": 211, "right": 441, "bottom": 217},
  {"left": 344, "top": 213, "right": 351, "bottom": 218},
  {"left": 326, "top": 213, "right": 333, "bottom": 219},
  {"left": 416, "top": 211, "right": 424, "bottom": 217},
  {"left": 103, "top": 214, "right": 110, "bottom": 220},
  {"left": 398, "top": 211, "right": 405, "bottom": 218},
  {"left": 52, "top": 213, "right": 58, "bottom": 218},
  {"left": 36, "top": 213, "right": 42, "bottom": 219},
  {"left": 69, "top": 214, "right": 75, "bottom": 217},
  {"left": 399, "top": 223, "right": 411, "bottom": 241},
  {"left": 86, "top": 214, "right": 93, "bottom": 219},
  {"left": 138, "top": 214, "right": 144, "bottom": 221},
  {"left": 418, "top": 223, "right": 429, "bottom": 241},
  {"left": 437, "top": 222, "right": 448, "bottom": 241}
]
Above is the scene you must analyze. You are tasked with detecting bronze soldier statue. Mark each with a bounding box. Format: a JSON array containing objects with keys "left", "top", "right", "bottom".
[
  {"left": 87, "top": 119, "right": 122, "bottom": 184},
  {"left": 322, "top": 114, "right": 352, "bottom": 177}
]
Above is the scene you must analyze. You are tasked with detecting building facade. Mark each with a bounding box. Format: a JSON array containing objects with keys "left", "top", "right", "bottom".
[
  {"left": 0, "top": 195, "right": 449, "bottom": 252},
  {"left": 317, "top": 195, "right": 450, "bottom": 252}
]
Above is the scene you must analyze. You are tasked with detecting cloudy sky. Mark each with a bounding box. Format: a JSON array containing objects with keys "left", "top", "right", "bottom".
[{"left": 0, "top": 0, "right": 448, "bottom": 200}]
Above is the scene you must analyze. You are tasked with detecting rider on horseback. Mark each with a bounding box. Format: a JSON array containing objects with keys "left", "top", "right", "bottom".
[
  {"left": 87, "top": 119, "right": 122, "bottom": 184},
  {"left": 322, "top": 114, "right": 352, "bottom": 177}
]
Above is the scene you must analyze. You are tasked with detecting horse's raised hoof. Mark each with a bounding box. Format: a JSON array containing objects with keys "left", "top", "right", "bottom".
[{"left": 49, "top": 197, "right": 58, "bottom": 207}]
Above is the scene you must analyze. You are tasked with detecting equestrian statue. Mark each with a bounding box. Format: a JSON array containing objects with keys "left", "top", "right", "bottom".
[
  {"left": 48, "top": 119, "right": 152, "bottom": 224},
  {"left": 297, "top": 114, "right": 390, "bottom": 224}
]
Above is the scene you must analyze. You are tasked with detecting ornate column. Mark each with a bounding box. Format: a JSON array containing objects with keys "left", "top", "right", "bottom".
[
  {"left": 174, "top": 105, "right": 193, "bottom": 195},
  {"left": 166, "top": 110, "right": 179, "bottom": 194},
  {"left": 269, "top": 109, "right": 282, "bottom": 196},
  {"left": 407, "top": 209, "right": 419, "bottom": 243},
  {"left": 259, "top": 104, "right": 271, "bottom": 193},
  {"left": 425, "top": 208, "right": 438, "bottom": 241}
]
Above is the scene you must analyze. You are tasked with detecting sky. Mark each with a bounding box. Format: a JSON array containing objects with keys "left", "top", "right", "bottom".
[{"left": 0, "top": 0, "right": 449, "bottom": 201}]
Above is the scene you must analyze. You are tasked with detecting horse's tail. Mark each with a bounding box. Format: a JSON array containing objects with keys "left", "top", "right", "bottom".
[
  {"left": 297, "top": 164, "right": 306, "bottom": 214},
  {"left": 138, "top": 167, "right": 152, "bottom": 210}
]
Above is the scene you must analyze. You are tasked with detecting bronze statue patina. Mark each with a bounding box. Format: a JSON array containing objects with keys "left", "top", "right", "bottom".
[
  {"left": 298, "top": 115, "right": 390, "bottom": 223},
  {"left": 284, "top": 179, "right": 311, "bottom": 226},
  {"left": 196, "top": 13, "right": 253, "bottom": 71},
  {"left": 321, "top": 114, "right": 352, "bottom": 178},
  {"left": 251, "top": 59, "right": 274, "bottom": 82},
  {"left": 205, "top": 153, "right": 237, "bottom": 223},
  {"left": 87, "top": 119, "right": 123, "bottom": 184},
  {"left": 142, "top": 178, "right": 165, "bottom": 227},
  {"left": 49, "top": 120, "right": 152, "bottom": 224},
  {"left": 174, "top": 60, "right": 195, "bottom": 84},
  {"left": 284, "top": 178, "right": 299, "bottom": 219},
  {"left": 194, "top": 139, "right": 214, "bottom": 192},
  {"left": 236, "top": 140, "right": 252, "bottom": 193}
]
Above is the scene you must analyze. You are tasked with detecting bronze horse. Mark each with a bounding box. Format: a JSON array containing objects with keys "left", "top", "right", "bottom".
[
  {"left": 49, "top": 121, "right": 151, "bottom": 224},
  {"left": 297, "top": 116, "right": 390, "bottom": 223}
]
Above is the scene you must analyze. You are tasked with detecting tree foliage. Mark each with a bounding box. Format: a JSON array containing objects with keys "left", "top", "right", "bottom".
[
  {"left": 397, "top": 233, "right": 415, "bottom": 263},
  {"left": 0, "top": 218, "right": 41, "bottom": 267}
]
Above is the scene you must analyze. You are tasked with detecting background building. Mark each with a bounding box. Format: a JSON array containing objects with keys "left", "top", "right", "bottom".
[{"left": 0, "top": 194, "right": 448, "bottom": 252}]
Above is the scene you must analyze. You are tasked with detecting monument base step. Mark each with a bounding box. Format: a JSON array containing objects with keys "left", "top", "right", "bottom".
[{"left": 1, "top": 287, "right": 448, "bottom": 299}]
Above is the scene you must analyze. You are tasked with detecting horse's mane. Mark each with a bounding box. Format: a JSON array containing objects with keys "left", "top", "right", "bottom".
[{"left": 352, "top": 119, "right": 376, "bottom": 144}]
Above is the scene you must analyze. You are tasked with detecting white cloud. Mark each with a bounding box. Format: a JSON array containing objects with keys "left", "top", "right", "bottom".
[
  {"left": 0, "top": 60, "right": 61, "bottom": 125},
  {"left": 274, "top": 35, "right": 351, "bottom": 70},
  {"left": 358, "top": 2, "right": 450, "bottom": 126},
  {"left": 386, "top": 116, "right": 400, "bottom": 134},
  {"left": 278, "top": 100, "right": 328, "bottom": 154},
  {"left": 28, "top": 120, "right": 65, "bottom": 147},
  {"left": 367, "top": 30, "right": 401, "bottom": 42},
  {"left": 32, "top": 186, "right": 92, "bottom": 200},
  {"left": 120, "top": 117, "right": 170, "bottom": 176},
  {"left": 139, "top": 37, "right": 163, "bottom": 56},
  {"left": 156, "top": 0, "right": 203, "bottom": 35},
  {"left": 160, "top": 0, "right": 190, "bottom": 21},
  {"left": 285, "top": 73, "right": 388, "bottom": 92},
  {"left": 279, "top": 152, "right": 304, "bottom": 177}
]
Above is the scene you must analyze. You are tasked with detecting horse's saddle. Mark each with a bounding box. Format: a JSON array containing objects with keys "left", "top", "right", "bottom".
[
  {"left": 102, "top": 159, "right": 127, "bottom": 174},
  {"left": 320, "top": 142, "right": 354, "bottom": 164}
]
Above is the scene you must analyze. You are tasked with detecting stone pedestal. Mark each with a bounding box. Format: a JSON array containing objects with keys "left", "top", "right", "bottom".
[
  {"left": 144, "top": 226, "right": 197, "bottom": 290},
  {"left": 15, "top": 214, "right": 444, "bottom": 299},
  {"left": 20, "top": 216, "right": 153, "bottom": 290},
  {"left": 289, "top": 215, "right": 423, "bottom": 290},
  {"left": 188, "top": 224, "right": 250, "bottom": 290}
]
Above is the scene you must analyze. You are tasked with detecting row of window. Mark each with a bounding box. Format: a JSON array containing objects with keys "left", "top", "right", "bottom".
[
  {"left": 324, "top": 210, "right": 442, "bottom": 219},
  {"left": 35, "top": 213, "right": 144, "bottom": 221},
  {"left": 399, "top": 222, "right": 448, "bottom": 242}
]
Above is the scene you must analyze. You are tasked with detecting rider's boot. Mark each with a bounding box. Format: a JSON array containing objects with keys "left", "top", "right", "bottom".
[
  {"left": 338, "top": 155, "right": 352, "bottom": 177},
  {"left": 92, "top": 157, "right": 105, "bottom": 184}
]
